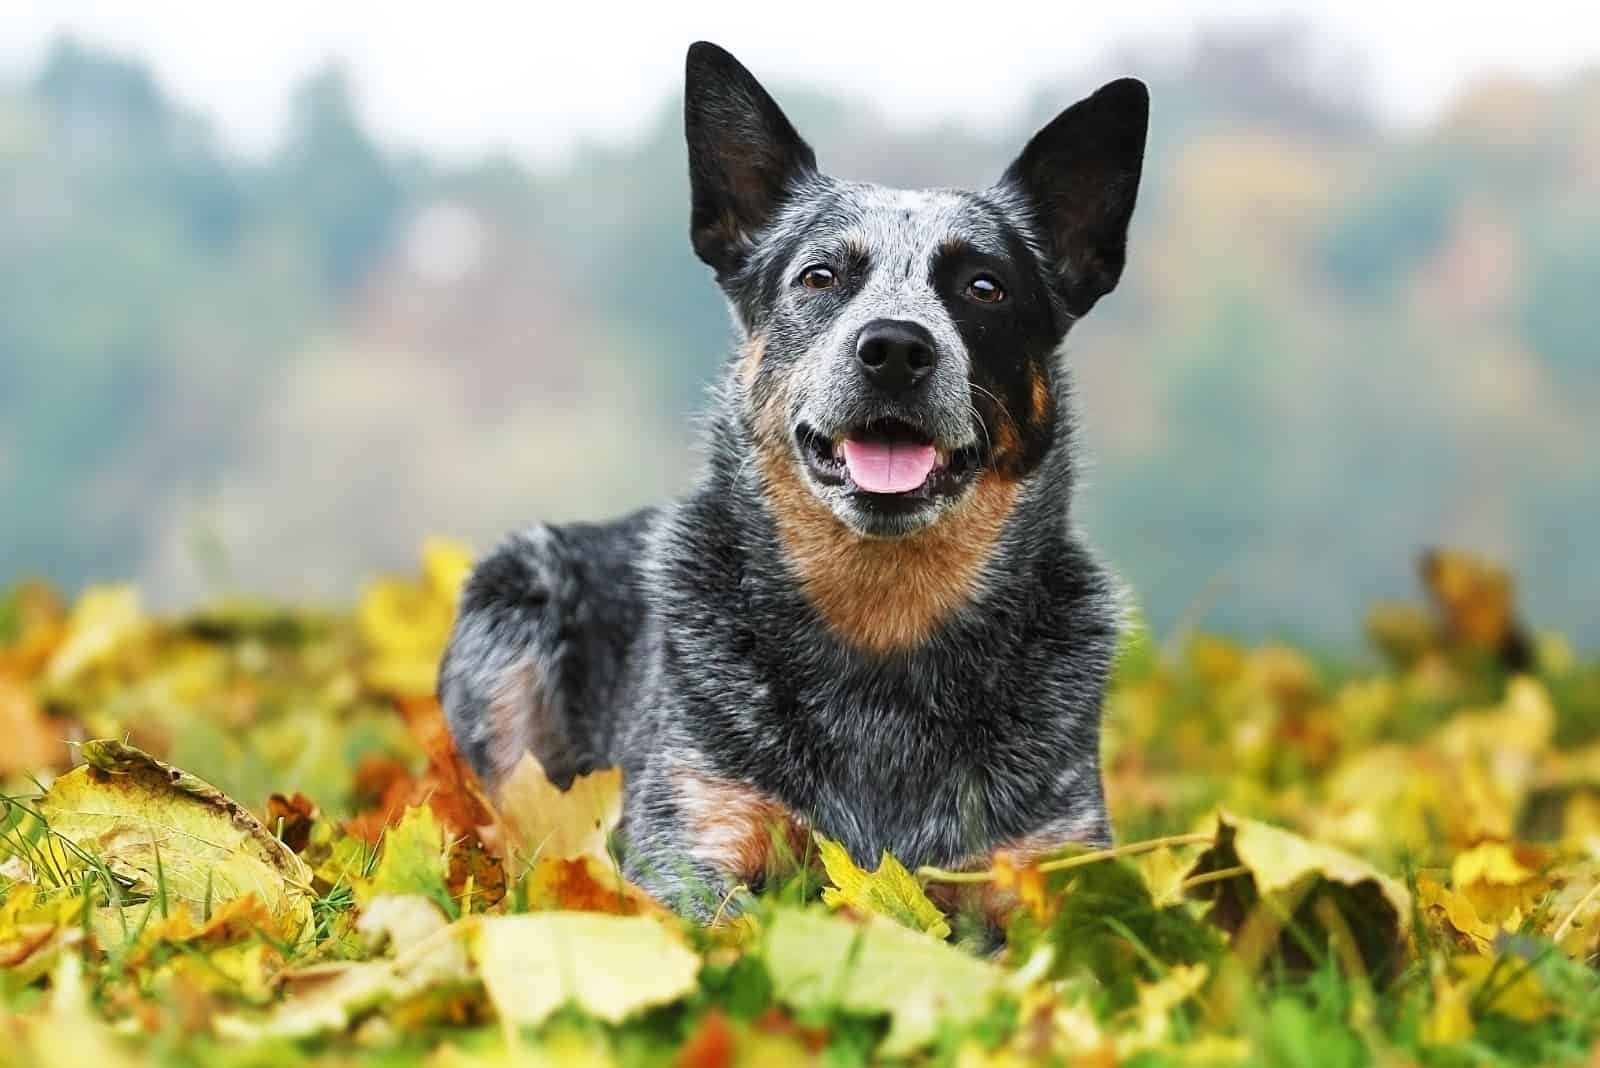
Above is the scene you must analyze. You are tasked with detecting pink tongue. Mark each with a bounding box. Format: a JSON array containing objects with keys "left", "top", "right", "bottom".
[{"left": 840, "top": 438, "right": 937, "bottom": 494}]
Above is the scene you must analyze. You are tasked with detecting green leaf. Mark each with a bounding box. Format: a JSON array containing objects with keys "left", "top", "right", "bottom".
[
  {"left": 814, "top": 834, "right": 950, "bottom": 939},
  {"left": 763, "top": 906, "right": 1004, "bottom": 1056},
  {"left": 363, "top": 805, "right": 451, "bottom": 914},
  {"left": 468, "top": 912, "right": 701, "bottom": 1030}
]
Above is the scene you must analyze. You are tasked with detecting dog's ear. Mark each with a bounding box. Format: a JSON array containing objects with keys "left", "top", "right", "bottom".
[
  {"left": 998, "top": 78, "right": 1148, "bottom": 317},
  {"left": 685, "top": 42, "right": 818, "bottom": 277}
]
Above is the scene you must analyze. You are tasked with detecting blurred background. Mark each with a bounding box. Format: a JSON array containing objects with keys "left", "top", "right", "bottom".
[{"left": 3, "top": 2, "right": 1597, "bottom": 648}]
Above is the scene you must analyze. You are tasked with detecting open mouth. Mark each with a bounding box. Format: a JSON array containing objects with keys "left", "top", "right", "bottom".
[{"left": 796, "top": 419, "right": 978, "bottom": 500}]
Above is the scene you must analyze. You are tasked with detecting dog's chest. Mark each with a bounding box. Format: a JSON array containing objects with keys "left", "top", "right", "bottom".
[{"left": 759, "top": 670, "right": 1068, "bottom": 868}]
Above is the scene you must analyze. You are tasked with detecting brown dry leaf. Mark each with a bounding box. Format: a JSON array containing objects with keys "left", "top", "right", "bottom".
[
  {"left": 445, "top": 834, "right": 507, "bottom": 911},
  {"left": 494, "top": 751, "right": 622, "bottom": 865},
  {"left": 266, "top": 792, "right": 318, "bottom": 853}
]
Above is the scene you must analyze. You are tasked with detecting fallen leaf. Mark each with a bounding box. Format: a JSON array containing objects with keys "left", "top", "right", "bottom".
[
  {"left": 763, "top": 905, "right": 1004, "bottom": 1056},
  {"left": 363, "top": 805, "right": 451, "bottom": 912},
  {"left": 445, "top": 834, "right": 507, "bottom": 911},
  {"left": 993, "top": 850, "right": 1053, "bottom": 923},
  {"left": 265, "top": 791, "right": 317, "bottom": 853},
  {"left": 36, "top": 739, "right": 314, "bottom": 940},
  {"left": 1185, "top": 812, "right": 1410, "bottom": 975},
  {"left": 1125, "top": 962, "right": 1209, "bottom": 1051},
  {"left": 677, "top": 1010, "right": 737, "bottom": 1068},
  {"left": 1417, "top": 878, "right": 1495, "bottom": 953},
  {"left": 524, "top": 855, "right": 662, "bottom": 916},
  {"left": 469, "top": 912, "right": 700, "bottom": 1031},
  {"left": 1452, "top": 953, "right": 1556, "bottom": 1023},
  {"left": 358, "top": 540, "right": 473, "bottom": 699},
  {"left": 815, "top": 834, "right": 950, "bottom": 938},
  {"left": 45, "top": 586, "right": 148, "bottom": 683},
  {"left": 399, "top": 696, "right": 498, "bottom": 837},
  {"left": 217, "top": 896, "right": 468, "bottom": 1040},
  {"left": 495, "top": 751, "right": 622, "bottom": 864}
]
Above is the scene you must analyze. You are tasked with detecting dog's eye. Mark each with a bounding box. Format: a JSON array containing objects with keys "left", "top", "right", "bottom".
[
  {"left": 799, "top": 265, "right": 836, "bottom": 290},
  {"left": 966, "top": 275, "right": 1005, "bottom": 304}
]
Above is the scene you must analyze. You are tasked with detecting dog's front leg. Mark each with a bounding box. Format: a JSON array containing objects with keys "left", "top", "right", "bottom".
[{"left": 616, "top": 756, "right": 809, "bottom": 923}]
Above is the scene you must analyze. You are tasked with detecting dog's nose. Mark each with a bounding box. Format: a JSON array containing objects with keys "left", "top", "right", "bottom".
[{"left": 855, "top": 319, "right": 936, "bottom": 395}]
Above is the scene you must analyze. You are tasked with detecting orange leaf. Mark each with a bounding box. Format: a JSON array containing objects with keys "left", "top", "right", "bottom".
[
  {"left": 524, "top": 855, "right": 664, "bottom": 916},
  {"left": 677, "top": 1010, "right": 737, "bottom": 1068}
]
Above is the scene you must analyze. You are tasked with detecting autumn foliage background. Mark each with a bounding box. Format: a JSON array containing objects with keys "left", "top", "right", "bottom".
[{"left": 3, "top": 19, "right": 1600, "bottom": 1068}]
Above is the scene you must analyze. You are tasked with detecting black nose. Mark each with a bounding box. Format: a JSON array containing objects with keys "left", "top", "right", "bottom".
[{"left": 855, "top": 319, "right": 936, "bottom": 395}]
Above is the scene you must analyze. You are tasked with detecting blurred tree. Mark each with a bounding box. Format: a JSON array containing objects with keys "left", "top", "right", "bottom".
[{"left": 269, "top": 66, "right": 403, "bottom": 292}]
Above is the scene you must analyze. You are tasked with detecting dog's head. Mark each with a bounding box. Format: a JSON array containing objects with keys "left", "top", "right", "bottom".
[{"left": 686, "top": 42, "right": 1147, "bottom": 539}]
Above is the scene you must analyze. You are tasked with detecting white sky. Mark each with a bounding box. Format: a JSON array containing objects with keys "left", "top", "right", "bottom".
[{"left": 4, "top": 1, "right": 1597, "bottom": 166}]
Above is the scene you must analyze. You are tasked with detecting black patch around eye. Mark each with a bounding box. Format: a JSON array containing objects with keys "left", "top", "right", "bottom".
[{"left": 930, "top": 223, "right": 1063, "bottom": 476}]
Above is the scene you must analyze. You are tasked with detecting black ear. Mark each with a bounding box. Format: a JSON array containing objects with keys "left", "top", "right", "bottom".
[
  {"left": 685, "top": 42, "right": 818, "bottom": 277},
  {"left": 999, "top": 78, "right": 1148, "bottom": 316}
]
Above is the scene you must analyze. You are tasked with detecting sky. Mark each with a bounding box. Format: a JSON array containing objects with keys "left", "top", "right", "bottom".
[{"left": 4, "top": 1, "right": 1598, "bottom": 166}]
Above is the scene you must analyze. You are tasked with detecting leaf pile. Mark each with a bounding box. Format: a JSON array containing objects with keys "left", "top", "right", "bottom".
[{"left": 2, "top": 544, "right": 1598, "bottom": 1066}]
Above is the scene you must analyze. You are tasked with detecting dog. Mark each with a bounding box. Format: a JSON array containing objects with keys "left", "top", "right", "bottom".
[{"left": 440, "top": 41, "right": 1148, "bottom": 922}]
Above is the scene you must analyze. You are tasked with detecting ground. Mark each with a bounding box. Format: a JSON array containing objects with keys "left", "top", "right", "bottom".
[{"left": 1, "top": 542, "right": 1597, "bottom": 1067}]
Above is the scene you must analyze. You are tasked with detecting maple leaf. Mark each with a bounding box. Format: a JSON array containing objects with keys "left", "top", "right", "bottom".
[
  {"left": 814, "top": 834, "right": 950, "bottom": 938},
  {"left": 494, "top": 751, "right": 622, "bottom": 865},
  {"left": 362, "top": 805, "right": 452, "bottom": 914}
]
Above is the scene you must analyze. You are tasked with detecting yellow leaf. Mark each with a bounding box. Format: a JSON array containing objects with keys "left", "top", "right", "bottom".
[
  {"left": 216, "top": 896, "right": 467, "bottom": 1040},
  {"left": 356, "top": 539, "right": 474, "bottom": 698},
  {"left": 495, "top": 751, "right": 622, "bottom": 865},
  {"left": 361, "top": 805, "right": 451, "bottom": 909},
  {"left": 422, "top": 538, "right": 474, "bottom": 603},
  {"left": 1452, "top": 954, "right": 1556, "bottom": 1023},
  {"left": 815, "top": 834, "right": 950, "bottom": 939},
  {"left": 1124, "top": 962, "right": 1209, "bottom": 1052},
  {"left": 468, "top": 913, "right": 700, "bottom": 1030},
  {"left": 1451, "top": 842, "right": 1536, "bottom": 887},
  {"left": 36, "top": 740, "right": 314, "bottom": 940},
  {"left": 1213, "top": 812, "right": 1410, "bottom": 919},
  {"left": 1417, "top": 878, "right": 1495, "bottom": 953},
  {"left": 1134, "top": 845, "right": 1193, "bottom": 909},
  {"left": 45, "top": 585, "right": 146, "bottom": 683},
  {"left": 1451, "top": 842, "right": 1550, "bottom": 931},
  {"left": 993, "top": 850, "right": 1052, "bottom": 922},
  {"left": 1422, "top": 970, "right": 1475, "bottom": 1046},
  {"left": 1185, "top": 812, "right": 1410, "bottom": 974}
]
